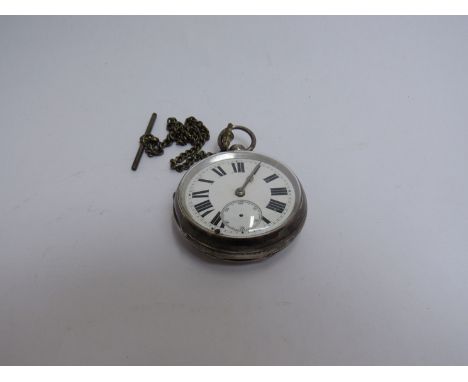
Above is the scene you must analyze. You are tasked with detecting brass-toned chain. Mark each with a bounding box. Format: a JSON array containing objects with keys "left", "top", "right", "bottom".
[
  {"left": 132, "top": 113, "right": 257, "bottom": 172},
  {"left": 139, "top": 116, "right": 212, "bottom": 172}
]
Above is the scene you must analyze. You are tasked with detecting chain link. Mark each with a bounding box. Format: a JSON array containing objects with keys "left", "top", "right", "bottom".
[{"left": 139, "top": 116, "right": 213, "bottom": 172}]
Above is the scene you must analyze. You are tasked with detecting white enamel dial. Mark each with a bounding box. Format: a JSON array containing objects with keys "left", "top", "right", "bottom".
[{"left": 184, "top": 157, "right": 296, "bottom": 238}]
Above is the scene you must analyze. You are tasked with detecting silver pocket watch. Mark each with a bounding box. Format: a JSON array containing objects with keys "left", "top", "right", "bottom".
[{"left": 133, "top": 114, "right": 307, "bottom": 263}]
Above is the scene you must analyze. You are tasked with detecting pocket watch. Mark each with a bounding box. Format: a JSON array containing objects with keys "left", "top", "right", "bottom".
[{"left": 133, "top": 114, "right": 307, "bottom": 263}]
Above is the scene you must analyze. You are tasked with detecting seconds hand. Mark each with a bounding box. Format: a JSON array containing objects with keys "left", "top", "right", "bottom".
[{"left": 235, "top": 162, "right": 262, "bottom": 197}]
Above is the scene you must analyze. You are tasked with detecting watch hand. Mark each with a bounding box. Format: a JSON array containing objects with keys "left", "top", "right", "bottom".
[{"left": 235, "top": 162, "right": 262, "bottom": 197}]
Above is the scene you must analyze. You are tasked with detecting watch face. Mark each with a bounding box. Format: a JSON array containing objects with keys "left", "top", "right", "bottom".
[{"left": 180, "top": 153, "right": 298, "bottom": 238}]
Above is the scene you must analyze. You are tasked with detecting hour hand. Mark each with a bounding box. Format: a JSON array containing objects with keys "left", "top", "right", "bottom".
[{"left": 235, "top": 162, "right": 261, "bottom": 197}]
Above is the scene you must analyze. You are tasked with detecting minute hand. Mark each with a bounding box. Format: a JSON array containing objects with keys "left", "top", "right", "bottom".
[{"left": 235, "top": 162, "right": 262, "bottom": 197}]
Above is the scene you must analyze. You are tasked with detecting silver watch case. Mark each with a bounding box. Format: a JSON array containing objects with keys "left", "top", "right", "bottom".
[{"left": 173, "top": 151, "right": 307, "bottom": 262}]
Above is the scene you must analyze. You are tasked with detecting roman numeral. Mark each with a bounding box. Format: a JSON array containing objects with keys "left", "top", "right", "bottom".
[
  {"left": 262, "top": 216, "right": 271, "bottom": 224},
  {"left": 194, "top": 200, "right": 213, "bottom": 213},
  {"left": 198, "top": 178, "right": 214, "bottom": 184},
  {"left": 231, "top": 162, "right": 245, "bottom": 173},
  {"left": 266, "top": 199, "right": 286, "bottom": 213},
  {"left": 191, "top": 190, "right": 209, "bottom": 198},
  {"left": 210, "top": 211, "right": 222, "bottom": 226},
  {"left": 270, "top": 187, "right": 288, "bottom": 196},
  {"left": 263, "top": 174, "right": 279, "bottom": 183},
  {"left": 212, "top": 166, "right": 226, "bottom": 177},
  {"left": 201, "top": 209, "right": 214, "bottom": 218}
]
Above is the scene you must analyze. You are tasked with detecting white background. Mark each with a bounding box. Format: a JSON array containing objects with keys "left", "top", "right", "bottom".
[{"left": 1, "top": 17, "right": 468, "bottom": 365}]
